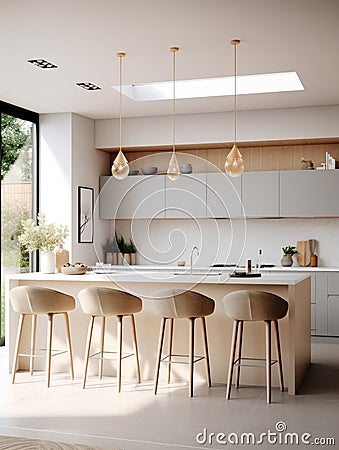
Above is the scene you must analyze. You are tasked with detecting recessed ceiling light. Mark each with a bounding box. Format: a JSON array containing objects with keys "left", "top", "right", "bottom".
[
  {"left": 113, "top": 72, "right": 304, "bottom": 101},
  {"left": 27, "top": 59, "right": 58, "bottom": 69},
  {"left": 76, "top": 82, "right": 101, "bottom": 91}
]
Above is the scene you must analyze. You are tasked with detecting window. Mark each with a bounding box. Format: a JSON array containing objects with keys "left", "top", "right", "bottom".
[{"left": 0, "top": 101, "right": 39, "bottom": 346}]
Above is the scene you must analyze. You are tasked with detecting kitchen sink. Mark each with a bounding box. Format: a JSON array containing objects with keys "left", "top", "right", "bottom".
[{"left": 173, "top": 271, "right": 222, "bottom": 276}]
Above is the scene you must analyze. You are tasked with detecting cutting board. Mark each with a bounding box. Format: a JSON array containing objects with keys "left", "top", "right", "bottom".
[{"left": 296, "top": 240, "right": 312, "bottom": 266}]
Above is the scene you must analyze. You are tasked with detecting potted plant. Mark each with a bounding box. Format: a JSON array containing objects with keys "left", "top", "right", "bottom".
[
  {"left": 281, "top": 245, "right": 297, "bottom": 267},
  {"left": 102, "top": 237, "right": 120, "bottom": 265},
  {"left": 116, "top": 235, "right": 127, "bottom": 265},
  {"left": 19, "top": 213, "right": 69, "bottom": 273},
  {"left": 125, "top": 239, "right": 137, "bottom": 265}
]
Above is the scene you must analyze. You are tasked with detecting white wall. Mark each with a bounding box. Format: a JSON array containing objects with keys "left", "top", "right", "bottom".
[
  {"left": 116, "top": 217, "right": 339, "bottom": 268},
  {"left": 95, "top": 105, "right": 339, "bottom": 148},
  {"left": 71, "top": 114, "right": 111, "bottom": 264},
  {"left": 40, "top": 113, "right": 111, "bottom": 266},
  {"left": 40, "top": 113, "right": 72, "bottom": 251}
]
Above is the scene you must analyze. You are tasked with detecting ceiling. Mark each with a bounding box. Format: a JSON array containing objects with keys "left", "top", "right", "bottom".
[{"left": 1, "top": 0, "right": 339, "bottom": 119}]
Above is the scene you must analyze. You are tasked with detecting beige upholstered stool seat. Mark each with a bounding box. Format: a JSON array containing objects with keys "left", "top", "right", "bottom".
[
  {"left": 152, "top": 289, "right": 215, "bottom": 397},
  {"left": 78, "top": 287, "right": 142, "bottom": 392},
  {"left": 223, "top": 290, "right": 288, "bottom": 403},
  {"left": 10, "top": 286, "right": 76, "bottom": 387}
]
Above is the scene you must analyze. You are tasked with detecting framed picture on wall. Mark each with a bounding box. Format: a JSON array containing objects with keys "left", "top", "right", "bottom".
[{"left": 78, "top": 186, "right": 94, "bottom": 243}]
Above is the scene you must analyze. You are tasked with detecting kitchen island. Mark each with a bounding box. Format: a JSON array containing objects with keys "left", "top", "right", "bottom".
[{"left": 5, "top": 270, "right": 311, "bottom": 395}]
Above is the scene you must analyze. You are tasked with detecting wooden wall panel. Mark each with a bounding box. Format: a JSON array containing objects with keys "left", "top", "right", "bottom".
[{"left": 108, "top": 143, "right": 339, "bottom": 173}]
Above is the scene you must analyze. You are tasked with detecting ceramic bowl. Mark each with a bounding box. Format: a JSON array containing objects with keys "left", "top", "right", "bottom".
[
  {"left": 128, "top": 170, "right": 139, "bottom": 176},
  {"left": 61, "top": 265, "right": 87, "bottom": 275},
  {"left": 180, "top": 164, "right": 192, "bottom": 174},
  {"left": 141, "top": 166, "right": 158, "bottom": 175}
]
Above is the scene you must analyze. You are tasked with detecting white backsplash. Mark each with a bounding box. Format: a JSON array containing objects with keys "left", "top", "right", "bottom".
[{"left": 116, "top": 218, "right": 339, "bottom": 267}]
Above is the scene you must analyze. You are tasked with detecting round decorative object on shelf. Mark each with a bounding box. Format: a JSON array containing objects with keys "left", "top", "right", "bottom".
[
  {"left": 180, "top": 164, "right": 192, "bottom": 174},
  {"left": 141, "top": 167, "right": 158, "bottom": 175}
]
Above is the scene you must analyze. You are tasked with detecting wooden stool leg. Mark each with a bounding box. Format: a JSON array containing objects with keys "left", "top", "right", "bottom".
[
  {"left": 167, "top": 318, "right": 174, "bottom": 383},
  {"left": 235, "top": 320, "right": 244, "bottom": 389},
  {"left": 265, "top": 320, "right": 272, "bottom": 403},
  {"left": 200, "top": 317, "right": 212, "bottom": 387},
  {"left": 226, "top": 320, "right": 239, "bottom": 400},
  {"left": 99, "top": 316, "right": 106, "bottom": 380},
  {"left": 46, "top": 313, "right": 54, "bottom": 388},
  {"left": 130, "top": 314, "right": 141, "bottom": 383},
  {"left": 12, "top": 314, "right": 26, "bottom": 384},
  {"left": 273, "top": 320, "right": 284, "bottom": 392},
  {"left": 83, "top": 316, "right": 95, "bottom": 389},
  {"left": 189, "top": 317, "right": 196, "bottom": 397},
  {"left": 63, "top": 312, "right": 74, "bottom": 380},
  {"left": 117, "top": 315, "right": 123, "bottom": 393},
  {"left": 30, "top": 314, "right": 37, "bottom": 376},
  {"left": 154, "top": 317, "right": 167, "bottom": 395}
]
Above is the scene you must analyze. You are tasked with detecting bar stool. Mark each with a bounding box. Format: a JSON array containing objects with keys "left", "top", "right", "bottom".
[
  {"left": 222, "top": 290, "right": 288, "bottom": 403},
  {"left": 78, "top": 287, "right": 142, "bottom": 392},
  {"left": 152, "top": 289, "right": 215, "bottom": 397},
  {"left": 10, "top": 286, "right": 75, "bottom": 387}
]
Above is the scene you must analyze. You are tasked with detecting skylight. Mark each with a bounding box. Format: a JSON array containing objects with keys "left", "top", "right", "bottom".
[{"left": 113, "top": 72, "right": 304, "bottom": 101}]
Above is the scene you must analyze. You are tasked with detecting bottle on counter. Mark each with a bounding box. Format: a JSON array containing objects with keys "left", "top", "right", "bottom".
[
  {"left": 310, "top": 254, "right": 318, "bottom": 267},
  {"left": 55, "top": 244, "right": 69, "bottom": 273},
  {"left": 255, "top": 249, "right": 262, "bottom": 273}
]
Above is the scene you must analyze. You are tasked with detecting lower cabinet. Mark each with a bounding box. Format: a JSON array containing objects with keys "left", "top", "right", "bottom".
[
  {"left": 315, "top": 273, "right": 339, "bottom": 337},
  {"left": 327, "top": 274, "right": 339, "bottom": 336}
]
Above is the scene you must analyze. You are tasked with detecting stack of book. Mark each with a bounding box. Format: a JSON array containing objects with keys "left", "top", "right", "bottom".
[
  {"left": 326, "top": 152, "right": 336, "bottom": 169},
  {"left": 316, "top": 152, "right": 336, "bottom": 169}
]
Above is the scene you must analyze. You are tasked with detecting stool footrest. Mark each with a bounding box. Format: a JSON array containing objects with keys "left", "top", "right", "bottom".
[
  {"left": 19, "top": 348, "right": 67, "bottom": 358},
  {"left": 161, "top": 354, "right": 204, "bottom": 365},
  {"left": 90, "top": 350, "right": 134, "bottom": 361},
  {"left": 234, "top": 357, "right": 278, "bottom": 369}
]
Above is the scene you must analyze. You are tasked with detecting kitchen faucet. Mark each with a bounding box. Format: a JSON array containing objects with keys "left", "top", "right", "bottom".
[{"left": 190, "top": 246, "right": 200, "bottom": 274}]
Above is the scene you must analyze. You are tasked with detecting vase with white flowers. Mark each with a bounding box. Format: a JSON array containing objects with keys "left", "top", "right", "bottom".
[{"left": 19, "top": 214, "right": 69, "bottom": 273}]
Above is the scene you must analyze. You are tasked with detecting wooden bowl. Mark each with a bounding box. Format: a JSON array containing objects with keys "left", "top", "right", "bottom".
[{"left": 61, "top": 265, "right": 87, "bottom": 275}]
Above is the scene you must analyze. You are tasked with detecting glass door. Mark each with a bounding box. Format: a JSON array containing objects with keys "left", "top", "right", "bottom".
[{"left": 0, "top": 101, "right": 39, "bottom": 346}]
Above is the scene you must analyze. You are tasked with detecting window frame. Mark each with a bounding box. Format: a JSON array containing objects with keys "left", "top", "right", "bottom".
[{"left": 0, "top": 100, "right": 39, "bottom": 345}]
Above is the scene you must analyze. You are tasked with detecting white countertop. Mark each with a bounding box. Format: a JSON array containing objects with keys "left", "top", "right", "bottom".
[
  {"left": 7, "top": 270, "right": 310, "bottom": 286},
  {"left": 91, "top": 264, "right": 339, "bottom": 273}
]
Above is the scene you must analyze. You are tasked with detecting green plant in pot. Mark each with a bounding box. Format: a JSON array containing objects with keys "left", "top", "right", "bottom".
[
  {"left": 116, "top": 235, "right": 127, "bottom": 265},
  {"left": 125, "top": 239, "right": 137, "bottom": 265},
  {"left": 281, "top": 245, "right": 297, "bottom": 267}
]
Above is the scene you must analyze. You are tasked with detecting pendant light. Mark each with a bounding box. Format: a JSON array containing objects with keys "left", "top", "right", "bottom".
[
  {"left": 167, "top": 46, "right": 180, "bottom": 181},
  {"left": 225, "top": 39, "right": 244, "bottom": 177},
  {"left": 111, "top": 52, "right": 129, "bottom": 180}
]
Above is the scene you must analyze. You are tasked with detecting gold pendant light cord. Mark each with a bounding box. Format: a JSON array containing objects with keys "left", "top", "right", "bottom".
[
  {"left": 233, "top": 41, "right": 237, "bottom": 145},
  {"left": 119, "top": 54, "right": 123, "bottom": 153},
  {"left": 172, "top": 48, "right": 176, "bottom": 154}
]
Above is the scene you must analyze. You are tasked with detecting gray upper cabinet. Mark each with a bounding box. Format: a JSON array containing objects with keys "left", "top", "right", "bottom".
[
  {"left": 165, "top": 173, "right": 207, "bottom": 218},
  {"left": 206, "top": 173, "right": 242, "bottom": 218},
  {"left": 99, "top": 175, "right": 165, "bottom": 219},
  {"left": 280, "top": 170, "right": 339, "bottom": 217},
  {"left": 242, "top": 171, "right": 279, "bottom": 218}
]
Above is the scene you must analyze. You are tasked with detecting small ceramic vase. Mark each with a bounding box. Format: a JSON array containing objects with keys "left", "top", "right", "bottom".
[{"left": 281, "top": 254, "right": 293, "bottom": 267}]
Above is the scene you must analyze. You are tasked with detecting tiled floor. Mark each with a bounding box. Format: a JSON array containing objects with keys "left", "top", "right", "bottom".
[{"left": 0, "top": 341, "right": 338, "bottom": 450}]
